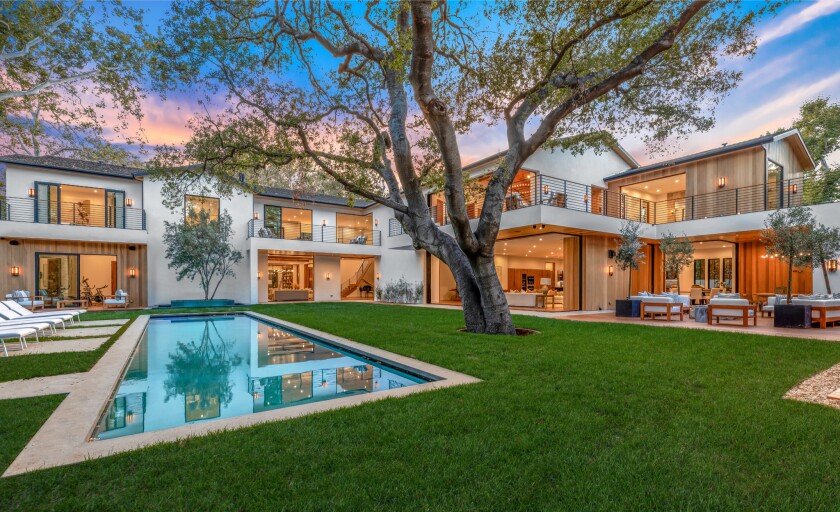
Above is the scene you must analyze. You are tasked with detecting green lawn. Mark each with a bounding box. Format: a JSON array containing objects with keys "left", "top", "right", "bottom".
[{"left": 2, "top": 303, "right": 840, "bottom": 510}]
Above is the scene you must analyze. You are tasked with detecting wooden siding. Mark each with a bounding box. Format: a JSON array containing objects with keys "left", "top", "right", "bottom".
[
  {"left": 562, "top": 236, "right": 580, "bottom": 311},
  {"left": 738, "top": 240, "right": 812, "bottom": 299},
  {"left": 766, "top": 138, "right": 806, "bottom": 179},
  {"left": 1, "top": 238, "right": 147, "bottom": 306}
]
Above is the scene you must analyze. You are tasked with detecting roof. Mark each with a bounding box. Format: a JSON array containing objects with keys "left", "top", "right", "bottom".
[
  {"left": 462, "top": 141, "right": 639, "bottom": 174},
  {"left": 603, "top": 129, "right": 816, "bottom": 182},
  {"left": 256, "top": 185, "right": 374, "bottom": 209},
  {"left": 0, "top": 154, "right": 146, "bottom": 179}
]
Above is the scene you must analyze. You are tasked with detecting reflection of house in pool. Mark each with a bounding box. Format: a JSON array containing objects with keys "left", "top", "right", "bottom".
[
  {"left": 257, "top": 326, "right": 346, "bottom": 367},
  {"left": 95, "top": 392, "right": 147, "bottom": 440},
  {"left": 250, "top": 365, "right": 381, "bottom": 413}
]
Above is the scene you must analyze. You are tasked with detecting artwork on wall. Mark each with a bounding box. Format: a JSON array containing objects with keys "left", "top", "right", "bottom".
[
  {"left": 693, "top": 259, "right": 705, "bottom": 287},
  {"left": 723, "top": 258, "right": 733, "bottom": 290},
  {"left": 708, "top": 258, "right": 721, "bottom": 289}
]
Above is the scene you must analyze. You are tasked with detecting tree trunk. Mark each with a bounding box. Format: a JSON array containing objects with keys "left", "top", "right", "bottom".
[
  {"left": 822, "top": 261, "right": 832, "bottom": 295},
  {"left": 471, "top": 255, "right": 516, "bottom": 334},
  {"left": 787, "top": 256, "right": 794, "bottom": 304},
  {"left": 627, "top": 271, "right": 632, "bottom": 299}
]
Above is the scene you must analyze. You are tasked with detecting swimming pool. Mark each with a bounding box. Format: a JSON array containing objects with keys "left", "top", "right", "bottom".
[{"left": 92, "top": 314, "right": 430, "bottom": 440}]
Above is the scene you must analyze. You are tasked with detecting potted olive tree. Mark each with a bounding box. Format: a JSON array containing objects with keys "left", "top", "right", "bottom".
[
  {"left": 614, "top": 220, "right": 647, "bottom": 317},
  {"left": 762, "top": 206, "right": 815, "bottom": 328},
  {"left": 660, "top": 232, "right": 695, "bottom": 294}
]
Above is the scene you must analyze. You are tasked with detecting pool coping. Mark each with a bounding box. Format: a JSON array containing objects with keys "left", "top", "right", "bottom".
[{"left": 3, "top": 312, "right": 480, "bottom": 477}]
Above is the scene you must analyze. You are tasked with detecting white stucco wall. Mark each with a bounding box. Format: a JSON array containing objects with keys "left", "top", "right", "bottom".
[
  {"left": 143, "top": 178, "right": 253, "bottom": 306},
  {"left": 313, "top": 255, "right": 341, "bottom": 301}
]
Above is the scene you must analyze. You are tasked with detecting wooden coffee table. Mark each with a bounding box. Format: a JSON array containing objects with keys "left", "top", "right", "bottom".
[{"left": 56, "top": 299, "right": 89, "bottom": 310}]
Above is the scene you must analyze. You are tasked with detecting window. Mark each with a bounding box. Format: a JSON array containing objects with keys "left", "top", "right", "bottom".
[
  {"left": 336, "top": 212, "right": 372, "bottom": 244},
  {"left": 693, "top": 259, "right": 705, "bottom": 287},
  {"left": 185, "top": 195, "right": 219, "bottom": 222},
  {"left": 708, "top": 258, "right": 721, "bottom": 289}
]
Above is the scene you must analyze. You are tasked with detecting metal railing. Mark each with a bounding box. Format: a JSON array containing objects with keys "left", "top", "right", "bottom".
[
  {"left": 248, "top": 219, "right": 381, "bottom": 246},
  {"left": 386, "top": 172, "right": 835, "bottom": 233},
  {"left": 0, "top": 196, "right": 146, "bottom": 230}
]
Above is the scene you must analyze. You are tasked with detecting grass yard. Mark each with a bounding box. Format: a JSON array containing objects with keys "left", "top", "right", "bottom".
[{"left": 1, "top": 303, "right": 840, "bottom": 510}]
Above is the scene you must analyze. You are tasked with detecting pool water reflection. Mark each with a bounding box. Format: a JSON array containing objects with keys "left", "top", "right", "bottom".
[{"left": 93, "top": 315, "right": 427, "bottom": 440}]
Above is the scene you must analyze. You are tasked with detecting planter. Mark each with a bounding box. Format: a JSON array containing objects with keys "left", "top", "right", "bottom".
[
  {"left": 615, "top": 299, "right": 640, "bottom": 318},
  {"left": 774, "top": 304, "right": 812, "bottom": 329},
  {"left": 170, "top": 299, "right": 236, "bottom": 308}
]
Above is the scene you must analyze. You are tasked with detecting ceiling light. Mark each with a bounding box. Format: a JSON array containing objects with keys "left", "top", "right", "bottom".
[
  {"left": 644, "top": 186, "right": 648, "bottom": 189},
  {"left": 656, "top": 189, "right": 660, "bottom": 193}
]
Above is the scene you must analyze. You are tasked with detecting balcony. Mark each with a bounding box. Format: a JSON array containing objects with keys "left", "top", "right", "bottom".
[
  {"left": 247, "top": 219, "right": 381, "bottom": 246},
  {"left": 0, "top": 196, "right": 146, "bottom": 230},
  {"left": 387, "top": 172, "right": 838, "bottom": 235}
]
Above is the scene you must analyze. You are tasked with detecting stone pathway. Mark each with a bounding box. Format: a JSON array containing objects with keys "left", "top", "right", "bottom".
[
  {"left": 4, "top": 337, "right": 110, "bottom": 357},
  {"left": 0, "top": 373, "right": 87, "bottom": 400},
  {"left": 74, "top": 319, "right": 129, "bottom": 327}
]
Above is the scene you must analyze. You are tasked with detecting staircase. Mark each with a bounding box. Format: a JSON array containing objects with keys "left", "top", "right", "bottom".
[{"left": 341, "top": 260, "right": 374, "bottom": 298}]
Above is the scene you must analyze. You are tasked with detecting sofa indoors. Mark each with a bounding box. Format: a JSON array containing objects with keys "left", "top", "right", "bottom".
[
  {"left": 274, "top": 289, "right": 310, "bottom": 302},
  {"left": 708, "top": 295, "right": 756, "bottom": 327},
  {"left": 504, "top": 292, "right": 542, "bottom": 308}
]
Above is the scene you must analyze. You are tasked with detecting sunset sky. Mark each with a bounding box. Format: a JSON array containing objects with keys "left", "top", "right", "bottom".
[{"left": 131, "top": 0, "right": 840, "bottom": 166}]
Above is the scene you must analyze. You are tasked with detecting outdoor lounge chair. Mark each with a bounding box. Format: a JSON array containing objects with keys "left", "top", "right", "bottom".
[
  {"left": 708, "top": 296, "right": 756, "bottom": 327},
  {"left": 104, "top": 290, "right": 129, "bottom": 308},
  {"left": 639, "top": 296, "right": 683, "bottom": 321},
  {"left": 7, "top": 290, "right": 45, "bottom": 311},
  {"left": 0, "top": 310, "right": 64, "bottom": 333},
  {"left": 1, "top": 300, "right": 83, "bottom": 323},
  {"left": 0, "top": 326, "right": 36, "bottom": 356}
]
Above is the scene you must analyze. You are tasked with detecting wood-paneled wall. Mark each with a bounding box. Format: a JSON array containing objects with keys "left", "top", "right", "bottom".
[
  {"left": 738, "top": 240, "right": 812, "bottom": 299},
  {"left": 563, "top": 237, "right": 580, "bottom": 311},
  {"left": 1, "top": 238, "right": 147, "bottom": 306}
]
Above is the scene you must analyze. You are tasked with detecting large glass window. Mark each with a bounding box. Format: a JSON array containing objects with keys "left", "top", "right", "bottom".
[
  {"left": 336, "top": 213, "right": 373, "bottom": 244},
  {"left": 708, "top": 258, "right": 721, "bottom": 289},
  {"left": 264, "top": 205, "right": 283, "bottom": 236},
  {"left": 35, "top": 182, "right": 59, "bottom": 224},
  {"left": 185, "top": 195, "right": 220, "bottom": 222},
  {"left": 693, "top": 259, "right": 706, "bottom": 287},
  {"left": 280, "top": 207, "right": 312, "bottom": 240}
]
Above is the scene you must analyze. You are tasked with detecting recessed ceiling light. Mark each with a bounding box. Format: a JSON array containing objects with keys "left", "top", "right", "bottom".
[
  {"left": 539, "top": 238, "right": 543, "bottom": 241},
  {"left": 644, "top": 185, "right": 648, "bottom": 189},
  {"left": 675, "top": 179, "right": 679, "bottom": 182},
  {"left": 656, "top": 189, "right": 660, "bottom": 193}
]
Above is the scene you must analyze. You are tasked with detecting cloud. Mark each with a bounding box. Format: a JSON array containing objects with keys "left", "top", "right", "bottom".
[{"left": 758, "top": 0, "right": 840, "bottom": 46}]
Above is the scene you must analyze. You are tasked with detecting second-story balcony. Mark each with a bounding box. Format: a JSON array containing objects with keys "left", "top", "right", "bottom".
[
  {"left": 247, "top": 219, "right": 381, "bottom": 246},
  {"left": 0, "top": 196, "right": 146, "bottom": 230},
  {"left": 388, "top": 171, "right": 839, "bottom": 236}
]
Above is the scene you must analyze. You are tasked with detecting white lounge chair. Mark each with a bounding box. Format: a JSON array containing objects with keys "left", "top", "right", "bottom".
[
  {"left": 2, "top": 301, "right": 84, "bottom": 323},
  {"left": 0, "top": 326, "right": 36, "bottom": 356},
  {"left": 0, "top": 316, "right": 54, "bottom": 336},
  {"left": 639, "top": 296, "right": 683, "bottom": 321},
  {"left": 791, "top": 296, "right": 840, "bottom": 329},
  {"left": 0, "top": 309, "right": 65, "bottom": 332}
]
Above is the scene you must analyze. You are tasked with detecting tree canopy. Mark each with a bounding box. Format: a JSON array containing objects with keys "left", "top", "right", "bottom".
[
  {"left": 0, "top": 0, "right": 150, "bottom": 160},
  {"left": 149, "top": 0, "right": 779, "bottom": 333}
]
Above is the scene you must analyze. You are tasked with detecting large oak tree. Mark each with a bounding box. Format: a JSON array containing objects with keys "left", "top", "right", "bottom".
[{"left": 152, "top": 0, "right": 777, "bottom": 334}]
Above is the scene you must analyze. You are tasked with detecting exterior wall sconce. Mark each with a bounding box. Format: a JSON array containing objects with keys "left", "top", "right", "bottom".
[
  {"left": 322, "top": 219, "right": 327, "bottom": 226},
  {"left": 27, "top": 188, "right": 35, "bottom": 197},
  {"left": 324, "top": 272, "right": 331, "bottom": 280},
  {"left": 10, "top": 265, "right": 20, "bottom": 277},
  {"left": 608, "top": 265, "right": 614, "bottom": 277},
  {"left": 829, "top": 260, "right": 838, "bottom": 272},
  {"left": 128, "top": 268, "right": 137, "bottom": 278},
  {"left": 790, "top": 184, "right": 798, "bottom": 194},
  {"left": 542, "top": 184, "right": 549, "bottom": 195},
  {"left": 257, "top": 271, "right": 262, "bottom": 280},
  {"left": 717, "top": 177, "right": 726, "bottom": 188},
  {"left": 253, "top": 212, "right": 260, "bottom": 220},
  {"left": 374, "top": 219, "right": 379, "bottom": 227},
  {"left": 125, "top": 198, "right": 134, "bottom": 207},
  {"left": 376, "top": 272, "right": 381, "bottom": 280}
]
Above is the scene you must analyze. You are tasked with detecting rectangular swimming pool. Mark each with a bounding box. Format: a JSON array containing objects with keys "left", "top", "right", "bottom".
[{"left": 93, "top": 314, "right": 431, "bottom": 440}]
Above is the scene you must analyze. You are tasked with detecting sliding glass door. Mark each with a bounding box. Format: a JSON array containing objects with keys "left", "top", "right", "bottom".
[
  {"left": 35, "top": 182, "right": 60, "bottom": 224},
  {"left": 106, "top": 190, "right": 125, "bottom": 228},
  {"left": 36, "top": 253, "right": 80, "bottom": 300}
]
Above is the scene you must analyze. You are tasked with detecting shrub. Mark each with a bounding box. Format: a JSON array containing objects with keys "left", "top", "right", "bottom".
[{"left": 376, "top": 276, "right": 424, "bottom": 304}]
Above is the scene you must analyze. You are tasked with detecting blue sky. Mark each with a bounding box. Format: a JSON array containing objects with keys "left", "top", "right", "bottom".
[{"left": 131, "top": 0, "right": 840, "bottom": 166}]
